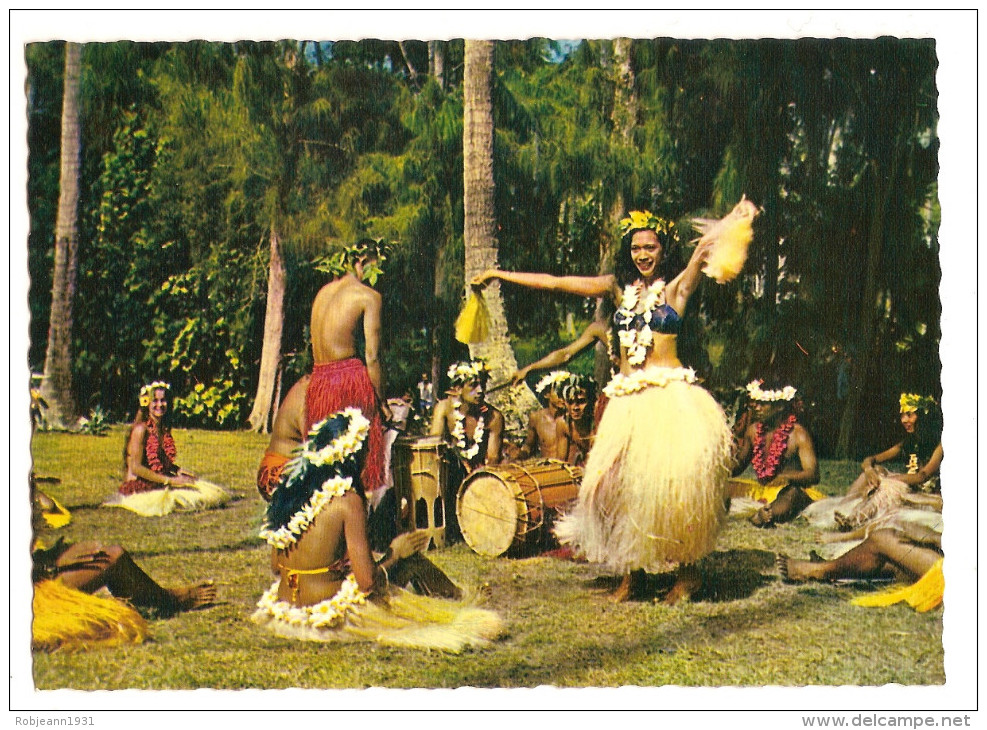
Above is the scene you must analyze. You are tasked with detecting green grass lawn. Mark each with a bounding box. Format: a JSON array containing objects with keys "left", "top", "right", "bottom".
[{"left": 26, "top": 427, "right": 944, "bottom": 690}]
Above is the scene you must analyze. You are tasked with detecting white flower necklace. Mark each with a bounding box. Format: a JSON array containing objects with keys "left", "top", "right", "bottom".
[
  {"left": 304, "top": 407, "right": 371, "bottom": 467},
  {"left": 614, "top": 279, "right": 666, "bottom": 366},
  {"left": 259, "top": 475, "right": 355, "bottom": 550},
  {"left": 450, "top": 400, "right": 485, "bottom": 462}
]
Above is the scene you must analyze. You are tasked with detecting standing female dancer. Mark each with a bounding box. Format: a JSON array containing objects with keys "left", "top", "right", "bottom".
[{"left": 474, "top": 211, "right": 733, "bottom": 603}]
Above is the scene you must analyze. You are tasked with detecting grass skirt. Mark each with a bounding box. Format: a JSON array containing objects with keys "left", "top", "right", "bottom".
[
  {"left": 105, "top": 479, "right": 229, "bottom": 517},
  {"left": 553, "top": 372, "right": 733, "bottom": 574},
  {"left": 251, "top": 575, "right": 503, "bottom": 653},
  {"left": 33, "top": 580, "right": 148, "bottom": 651}
]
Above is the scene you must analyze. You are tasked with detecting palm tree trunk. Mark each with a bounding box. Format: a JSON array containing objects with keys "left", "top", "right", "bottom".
[
  {"left": 462, "top": 40, "right": 538, "bottom": 431},
  {"left": 836, "top": 149, "right": 901, "bottom": 457},
  {"left": 40, "top": 42, "right": 82, "bottom": 429},
  {"left": 247, "top": 226, "right": 286, "bottom": 433}
]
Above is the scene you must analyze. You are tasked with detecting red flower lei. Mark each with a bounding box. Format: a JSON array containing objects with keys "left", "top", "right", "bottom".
[
  {"left": 752, "top": 414, "right": 797, "bottom": 482},
  {"left": 145, "top": 421, "right": 178, "bottom": 474}
]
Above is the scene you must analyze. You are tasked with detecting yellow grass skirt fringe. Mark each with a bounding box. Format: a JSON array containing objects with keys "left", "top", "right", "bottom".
[
  {"left": 41, "top": 494, "right": 72, "bottom": 529},
  {"left": 251, "top": 578, "right": 504, "bottom": 653},
  {"left": 727, "top": 478, "right": 826, "bottom": 504},
  {"left": 851, "top": 559, "right": 944, "bottom": 613},
  {"left": 454, "top": 290, "right": 490, "bottom": 344},
  {"left": 104, "top": 479, "right": 230, "bottom": 517},
  {"left": 554, "top": 373, "right": 733, "bottom": 573},
  {"left": 32, "top": 580, "right": 148, "bottom": 652}
]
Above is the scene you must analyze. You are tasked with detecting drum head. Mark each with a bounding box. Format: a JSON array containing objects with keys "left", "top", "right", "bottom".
[{"left": 456, "top": 472, "right": 524, "bottom": 557}]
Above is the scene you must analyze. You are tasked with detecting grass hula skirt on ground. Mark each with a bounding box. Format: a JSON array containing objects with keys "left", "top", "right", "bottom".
[
  {"left": 554, "top": 367, "right": 733, "bottom": 574},
  {"left": 251, "top": 576, "right": 503, "bottom": 652},
  {"left": 33, "top": 580, "right": 148, "bottom": 651},
  {"left": 252, "top": 407, "right": 504, "bottom": 653},
  {"left": 105, "top": 478, "right": 229, "bottom": 517}
]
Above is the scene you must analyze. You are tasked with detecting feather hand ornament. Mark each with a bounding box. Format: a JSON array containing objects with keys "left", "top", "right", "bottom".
[
  {"left": 691, "top": 195, "right": 760, "bottom": 284},
  {"left": 455, "top": 288, "right": 491, "bottom": 344}
]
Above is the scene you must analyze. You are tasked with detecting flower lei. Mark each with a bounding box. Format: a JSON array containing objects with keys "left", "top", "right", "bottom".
[
  {"left": 144, "top": 422, "right": 177, "bottom": 474},
  {"left": 746, "top": 380, "right": 797, "bottom": 402},
  {"left": 450, "top": 400, "right": 485, "bottom": 462},
  {"left": 259, "top": 475, "right": 355, "bottom": 549},
  {"left": 603, "top": 367, "right": 696, "bottom": 398},
  {"left": 752, "top": 413, "right": 798, "bottom": 482},
  {"left": 614, "top": 279, "right": 666, "bottom": 366},
  {"left": 261, "top": 407, "right": 370, "bottom": 550},
  {"left": 304, "top": 408, "right": 371, "bottom": 467},
  {"left": 255, "top": 574, "right": 368, "bottom": 629}
]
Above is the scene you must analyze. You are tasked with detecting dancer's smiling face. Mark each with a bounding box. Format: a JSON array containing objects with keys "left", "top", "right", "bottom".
[
  {"left": 900, "top": 410, "right": 918, "bottom": 434},
  {"left": 630, "top": 229, "right": 662, "bottom": 280},
  {"left": 149, "top": 389, "right": 168, "bottom": 420}
]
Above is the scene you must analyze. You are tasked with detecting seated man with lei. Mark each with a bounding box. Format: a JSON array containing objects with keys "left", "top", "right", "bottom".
[
  {"left": 430, "top": 360, "right": 505, "bottom": 473},
  {"left": 731, "top": 379, "right": 822, "bottom": 527},
  {"left": 556, "top": 374, "right": 597, "bottom": 466},
  {"left": 252, "top": 407, "right": 503, "bottom": 651},
  {"left": 514, "top": 370, "right": 571, "bottom": 462}
]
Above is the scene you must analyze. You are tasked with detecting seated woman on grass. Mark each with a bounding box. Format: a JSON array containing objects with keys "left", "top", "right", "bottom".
[
  {"left": 803, "top": 393, "right": 943, "bottom": 535},
  {"left": 251, "top": 407, "right": 503, "bottom": 652},
  {"left": 104, "top": 381, "right": 229, "bottom": 517}
]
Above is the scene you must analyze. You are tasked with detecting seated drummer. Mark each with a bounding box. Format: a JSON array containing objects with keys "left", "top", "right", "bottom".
[
  {"left": 557, "top": 375, "right": 597, "bottom": 466},
  {"left": 515, "top": 371, "right": 571, "bottom": 462},
  {"left": 732, "top": 379, "right": 820, "bottom": 527},
  {"left": 430, "top": 360, "right": 504, "bottom": 472}
]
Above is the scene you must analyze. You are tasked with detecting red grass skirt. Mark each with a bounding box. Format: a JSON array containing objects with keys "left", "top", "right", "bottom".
[{"left": 306, "top": 359, "right": 385, "bottom": 492}]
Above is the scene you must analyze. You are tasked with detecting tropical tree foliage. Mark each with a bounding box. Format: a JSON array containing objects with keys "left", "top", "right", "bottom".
[{"left": 26, "top": 36, "right": 939, "bottom": 456}]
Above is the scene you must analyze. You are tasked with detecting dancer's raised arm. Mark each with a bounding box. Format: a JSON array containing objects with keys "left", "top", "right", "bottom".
[{"left": 473, "top": 269, "right": 615, "bottom": 300}]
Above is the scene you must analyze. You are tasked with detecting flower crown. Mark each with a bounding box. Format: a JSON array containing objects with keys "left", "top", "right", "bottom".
[
  {"left": 534, "top": 370, "right": 573, "bottom": 395},
  {"left": 562, "top": 374, "right": 596, "bottom": 402},
  {"left": 447, "top": 360, "right": 489, "bottom": 386},
  {"left": 900, "top": 393, "right": 935, "bottom": 414},
  {"left": 139, "top": 380, "right": 171, "bottom": 407},
  {"left": 746, "top": 380, "right": 797, "bottom": 402},
  {"left": 618, "top": 210, "right": 679, "bottom": 239}
]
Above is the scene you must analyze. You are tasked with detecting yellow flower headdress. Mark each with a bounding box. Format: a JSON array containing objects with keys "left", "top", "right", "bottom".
[
  {"left": 534, "top": 370, "right": 573, "bottom": 395},
  {"left": 899, "top": 393, "right": 935, "bottom": 414},
  {"left": 746, "top": 380, "right": 797, "bottom": 402},
  {"left": 138, "top": 381, "right": 171, "bottom": 407},
  {"left": 618, "top": 210, "right": 679, "bottom": 240}
]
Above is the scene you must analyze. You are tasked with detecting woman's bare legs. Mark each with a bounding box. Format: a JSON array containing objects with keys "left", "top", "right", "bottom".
[{"left": 777, "top": 529, "right": 941, "bottom": 583}]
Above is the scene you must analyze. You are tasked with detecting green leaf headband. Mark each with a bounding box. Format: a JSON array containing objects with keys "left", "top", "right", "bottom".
[{"left": 618, "top": 210, "right": 679, "bottom": 239}]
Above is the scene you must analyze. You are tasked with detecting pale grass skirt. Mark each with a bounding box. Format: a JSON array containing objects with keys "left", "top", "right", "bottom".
[
  {"left": 251, "top": 580, "right": 504, "bottom": 653},
  {"left": 553, "top": 377, "right": 732, "bottom": 574},
  {"left": 104, "top": 479, "right": 230, "bottom": 517}
]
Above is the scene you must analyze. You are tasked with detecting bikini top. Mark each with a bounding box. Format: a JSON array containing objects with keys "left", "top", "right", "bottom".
[{"left": 613, "top": 302, "right": 682, "bottom": 335}]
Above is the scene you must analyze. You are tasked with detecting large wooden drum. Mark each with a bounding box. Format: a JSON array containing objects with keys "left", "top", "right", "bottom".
[
  {"left": 392, "top": 435, "right": 449, "bottom": 549},
  {"left": 456, "top": 460, "right": 582, "bottom": 557}
]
